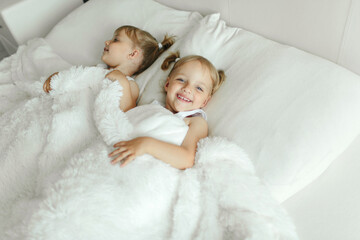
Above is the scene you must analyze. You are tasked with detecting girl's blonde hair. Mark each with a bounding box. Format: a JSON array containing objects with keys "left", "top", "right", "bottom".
[
  {"left": 161, "top": 52, "right": 225, "bottom": 95},
  {"left": 116, "top": 25, "right": 175, "bottom": 75}
]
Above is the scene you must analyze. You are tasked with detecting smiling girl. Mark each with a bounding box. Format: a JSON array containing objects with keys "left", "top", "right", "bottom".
[{"left": 109, "top": 52, "right": 226, "bottom": 169}]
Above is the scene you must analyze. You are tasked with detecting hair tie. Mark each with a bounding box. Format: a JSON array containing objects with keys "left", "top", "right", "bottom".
[
  {"left": 158, "top": 42, "right": 163, "bottom": 49},
  {"left": 175, "top": 57, "right": 180, "bottom": 63}
]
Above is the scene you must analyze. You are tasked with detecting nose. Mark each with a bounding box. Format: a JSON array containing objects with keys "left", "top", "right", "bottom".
[
  {"left": 105, "top": 40, "right": 110, "bottom": 45},
  {"left": 182, "top": 84, "right": 192, "bottom": 94}
]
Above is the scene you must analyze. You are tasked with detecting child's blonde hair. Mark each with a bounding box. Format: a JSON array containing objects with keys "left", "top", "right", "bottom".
[
  {"left": 161, "top": 52, "right": 226, "bottom": 95},
  {"left": 116, "top": 25, "right": 175, "bottom": 75}
]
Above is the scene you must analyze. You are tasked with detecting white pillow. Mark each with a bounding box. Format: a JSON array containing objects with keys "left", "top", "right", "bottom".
[
  {"left": 45, "top": 0, "right": 202, "bottom": 67},
  {"left": 138, "top": 14, "right": 360, "bottom": 202}
]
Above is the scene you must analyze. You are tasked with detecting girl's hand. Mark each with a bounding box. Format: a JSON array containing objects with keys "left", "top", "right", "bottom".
[
  {"left": 108, "top": 137, "right": 148, "bottom": 167},
  {"left": 43, "top": 72, "right": 59, "bottom": 93}
]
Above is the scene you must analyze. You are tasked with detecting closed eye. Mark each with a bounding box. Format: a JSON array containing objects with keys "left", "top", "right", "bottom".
[
  {"left": 176, "top": 78, "right": 184, "bottom": 82},
  {"left": 196, "top": 86, "right": 203, "bottom": 92}
]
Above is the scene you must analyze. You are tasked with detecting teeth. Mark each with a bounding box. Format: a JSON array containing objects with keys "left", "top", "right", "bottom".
[{"left": 178, "top": 94, "right": 191, "bottom": 102}]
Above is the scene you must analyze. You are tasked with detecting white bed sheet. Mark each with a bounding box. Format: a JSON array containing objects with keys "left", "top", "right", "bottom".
[{"left": 284, "top": 134, "right": 360, "bottom": 240}]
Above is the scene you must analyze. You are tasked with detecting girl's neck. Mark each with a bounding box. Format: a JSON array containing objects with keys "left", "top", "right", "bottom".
[
  {"left": 112, "top": 66, "right": 131, "bottom": 76},
  {"left": 113, "top": 61, "right": 140, "bottom": 76}
]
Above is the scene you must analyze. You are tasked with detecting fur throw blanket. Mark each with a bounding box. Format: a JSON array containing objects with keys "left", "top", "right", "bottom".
[{"left": 0, "top": 38, "right": 298, "bottom": 239}]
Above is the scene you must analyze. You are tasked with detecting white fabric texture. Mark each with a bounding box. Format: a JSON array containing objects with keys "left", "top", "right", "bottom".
[
  {"left": 0, "top": 39, "right": 298, "bottom": 239},
  {"left": 175, "top": 108, "right": 207, "bottom": 120},
  {"left": 138, "top": 14, "right": 360, "bottom": 202},
  {"left": 0, "top": 40, "right": 110, "bottom": 236},
  {"left": 0, "top": 38, "right": 71, "bottom": 114},
  {"left": 151, "top": 100, "right": 207, "bottom": 120}
]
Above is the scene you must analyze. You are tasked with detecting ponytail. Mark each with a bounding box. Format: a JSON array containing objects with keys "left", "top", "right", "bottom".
[
  {"left": 157, "top": 35, "right": 175, "bottom": 55},
  {"left": 161, "top": 51, "right": 180, "bottom": 70},
  {"left": 212, "top": 70, "right": 226, "bottom": 95}
]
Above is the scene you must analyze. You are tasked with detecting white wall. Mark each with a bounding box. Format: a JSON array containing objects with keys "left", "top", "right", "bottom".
[{"left": 157, "top": 0, "right": 360, "bottom": 75}]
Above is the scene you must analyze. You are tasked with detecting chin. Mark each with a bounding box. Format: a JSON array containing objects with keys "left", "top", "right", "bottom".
[{"left": 175, "top": 106, "right": 190, "bottom": 112}]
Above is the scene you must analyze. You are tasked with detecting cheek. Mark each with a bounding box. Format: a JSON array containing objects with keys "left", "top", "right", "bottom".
[
  {"left": 110, "top": 44, "right": 121, "bottom": 53},
  {"left": 199, "top": 94, "right": 210, "bottom": 103},
  {"left": 167, "top": 83, "right": 177, "bottom": 93}
]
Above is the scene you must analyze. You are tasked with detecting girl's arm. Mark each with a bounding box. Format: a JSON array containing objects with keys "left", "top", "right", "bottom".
[
  {"left": 106, "top": 70, "right": 139, "bottom": 112},
  {"left": 109, "top": 116, "right": 208, "bottom": 169}
]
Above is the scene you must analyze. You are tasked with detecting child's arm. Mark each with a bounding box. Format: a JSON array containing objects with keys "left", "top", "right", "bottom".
[
  {"left": 106, "top": 70, "right": 139, "bottom": 112},
  {"left": 109, "top": 116, "right": 208, "bottom": 169}
]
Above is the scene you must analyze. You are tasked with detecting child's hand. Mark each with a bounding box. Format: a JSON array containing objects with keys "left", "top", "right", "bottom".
[
  {"left": 108, "top": 137, "right": 148, "bottom": 167},
  {"left": 43, "top": 72, "right": 59, "bottom": 93}
]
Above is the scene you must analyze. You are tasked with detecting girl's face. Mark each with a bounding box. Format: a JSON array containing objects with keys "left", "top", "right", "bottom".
[
  {"left": 101, "top": 29, "right": 135, "bottom": 68},
  {"left": 164, "top": 60, "right": 213, "bottom": 113}
]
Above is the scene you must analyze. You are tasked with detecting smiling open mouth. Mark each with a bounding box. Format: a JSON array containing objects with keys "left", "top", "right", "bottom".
[{"left": 177, "top": 94, "right": 192, "bottom": 102}]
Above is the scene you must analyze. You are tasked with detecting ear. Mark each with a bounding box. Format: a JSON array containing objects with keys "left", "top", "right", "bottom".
[
  {"left": 201, "top": 95, "right": 211, "bottom": 108},
  {"left": 129, "top": 49, "right": 140, "bottom": 59},
  {"left": 164, "top": 78, "right": 170, "bottom": 92}
]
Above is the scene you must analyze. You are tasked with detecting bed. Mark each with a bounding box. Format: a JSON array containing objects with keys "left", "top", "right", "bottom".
[{"left": 1, "top": 0, "right": 359, "bottom": 239}]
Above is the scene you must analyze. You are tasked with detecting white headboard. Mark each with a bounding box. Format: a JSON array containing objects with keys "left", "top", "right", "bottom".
[{"left": 156, "top": 0, "right": 360, "bottom": 76}]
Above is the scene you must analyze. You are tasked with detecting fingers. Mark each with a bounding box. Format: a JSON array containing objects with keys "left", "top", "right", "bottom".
[
  {"left": 109, "top": 141, "right": 127, "bottom": 159},
  {"left": 43, "top": 81, "right": 47, "bottom": 92},
  {"left": 113, "top": 142, "right": 125, "bottom": 148},
  {"left": 109, "top": 144, "right": 134, "bottom": 166},
  {"left": 111, "top": 152, "right": 135, "bottom": 167},
  {"left": 46, "top": 84, "right": 51, "bottom": 93},
  {"left": 120, "top": 155, "right": 135, "bottom": 168},
  {"left": 110, "top": 141, "right": 137, "bottom": 167},
  {"left": 110, "top": 143, "right": 127, "bottom": 157},
  {"left": 43, "top": 72, "right": 58, "bottom": 93},
  {"left": 43, "top": 79, "right": 52, "bottom": 93},
  {"left": 110, "top": 148, "right": 129, "bottom": 163},
  {"left": 108, "top": 146, "right": 126, "bottom": 157}
]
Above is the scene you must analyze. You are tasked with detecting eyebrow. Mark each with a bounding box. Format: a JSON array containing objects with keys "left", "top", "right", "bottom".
[
  {"left": 114, "top": 30, "right": 124, "bottom": 38},
  {"left": 176, "top": 74, "right": 211, "bottom": 91},
  {"left": 198, "top": 82, "right": 211, "bottom": 91}
]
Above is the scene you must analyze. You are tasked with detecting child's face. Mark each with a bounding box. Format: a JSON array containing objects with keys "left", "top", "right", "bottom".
[
  {"left": 164, "top": 60, "right": 212, "bottom": 113},
  {"left": 101, "top": 29, "right": 135, "bottom": 68}
]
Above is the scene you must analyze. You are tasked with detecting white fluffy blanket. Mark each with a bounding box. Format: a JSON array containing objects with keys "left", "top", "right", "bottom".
[{"left": 0, "top": 39, "right": 298, "bottom": 239}]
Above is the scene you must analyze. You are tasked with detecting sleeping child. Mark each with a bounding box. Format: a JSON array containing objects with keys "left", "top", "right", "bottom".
[
  {"left": 0, "top": 25, "right": 174, "bottom": 235},
  {"left": 43, "top": 25, "right": 174, "bottom": 111}
]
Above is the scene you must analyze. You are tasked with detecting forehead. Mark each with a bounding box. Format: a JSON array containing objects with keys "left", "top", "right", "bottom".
[
  {"left": 174, "top": 60, "right": 212, "bottom": 84},
  {"left": 114, "top": 29, "right": 126, "bottom": 37},
  {"left": 113, "top": 29, "right": 135, "bottom": 44}
]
